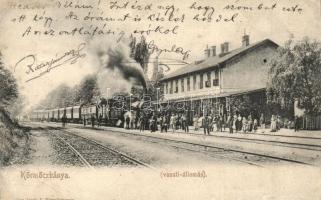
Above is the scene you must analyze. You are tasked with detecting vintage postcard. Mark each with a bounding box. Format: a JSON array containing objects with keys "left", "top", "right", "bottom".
[{"left": 0, "top": 0, "right": 321, "bottom": 199}]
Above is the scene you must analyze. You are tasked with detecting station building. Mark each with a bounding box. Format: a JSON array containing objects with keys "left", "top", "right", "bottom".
[{"left": 159, "top": 35, "right": 279, "bottom": 122}]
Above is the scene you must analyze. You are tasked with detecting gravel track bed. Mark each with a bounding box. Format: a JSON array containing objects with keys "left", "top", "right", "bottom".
[
  {"left": 94, "top": 130, "right": 297, "bottom": 166},
  {"left": 49, "top": 131, "right": 85, "bottom": 166},
  {"left": 50, "top": 129, "right": 138, "bottom": 167}
]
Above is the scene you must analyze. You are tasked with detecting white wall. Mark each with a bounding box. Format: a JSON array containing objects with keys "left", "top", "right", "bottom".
[
  {"left": 162, "top": 44, "right": 277, "bottom": 101},
  {"left": 222, "top": 45, "right": 277, "bottom": 91}
]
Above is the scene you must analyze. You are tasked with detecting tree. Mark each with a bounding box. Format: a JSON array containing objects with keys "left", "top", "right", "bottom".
[
  {"left": 37, "top": 84, "right": 74, "bottom": 109},
  {"left": 0, "top": 56, "right": 18, "bottom": 109},
  {"left": 78, "top": 75, "right": 100, "bottom": 105},
  {"left": 229, "top": 95, "right": 261, "bottom": 117},
  {"left": 130, "top": 36, "right": 150, "bottom": 73},
  {"left": 129, "top": 36, "right": 167, "bottom": 101},
  {"left": 71, "top": 85, "right": 81, "bottom": 105},
  {"left": 56, "top": 85, "right": 74, "bottom": 107},
  {"left": 37, "top": 75, "right": 101, "bottom": 109},
  {"left": 7, "top": 95, "right": 26, "bottom": 118},
  {"left": 268, "top": 37, "right": 321, "bottom": 116}
]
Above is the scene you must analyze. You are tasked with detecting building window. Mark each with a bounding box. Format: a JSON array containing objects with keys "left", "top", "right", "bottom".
[
  {"left": 193, "top": 75, "right": 196, "bottom": 90},
  {"left": 175, "top": 80, "right": 178, "bottom": 93},
  {"left": 200, "top": 73, "right": 204, "bottom": 89},
  {"left": 206, "top": 72, "right": 211, "bottom": 87},
  {"left": 170, "top": 81, "right": 173, "bottom": 94},
  {"left": 165, "top": 82, "right": 168, "bottom": 94},
  {"left": 213, "top": 70, "right": 219, "bottom": 86},
  {"left": 181, "top": 78, "right": 184, "bottom": 92},
  {"left": 187, "top": 76, "right": 190, "bottom": 91},
  {"left": 162, "top": 84, "right": 165, "bottom": 94}
]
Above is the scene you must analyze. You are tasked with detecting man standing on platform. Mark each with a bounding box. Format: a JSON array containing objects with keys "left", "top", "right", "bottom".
[
  {"left": 91, "top": 114, "right": 95, "bottom": 128},
  {"left": 62, "top": 114, "right": 67, "bottom": 128},
  {"left": 294, "top": 116, "right": 300, "bottom": 132},
  {"left": 203, "top": 115, "right": 210, "bottom": 135}
]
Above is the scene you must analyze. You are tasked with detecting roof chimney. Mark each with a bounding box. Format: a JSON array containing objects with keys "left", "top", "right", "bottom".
[
  {"left": 224, "top": 42, "right": 229, "bottom": 53},
  {"left": 211, "top": 46, "right": 216, "bottom": 57},
  {"left": 220, "top": 43, "right": 225, "bottom": 54},
  {"left": 220, "top": 42, "right": 230, "bottom": 56},
  {"left": 204, "top": 46, "right": 210, "bottom": 58},
  {"left": 242, "top": 35, "right": 250, "bottom": 47}
]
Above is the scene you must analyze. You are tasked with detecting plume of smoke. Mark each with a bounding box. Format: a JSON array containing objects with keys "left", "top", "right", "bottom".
[
  {"left": 96, "top": 68, "right": 134, "bottom": 97},
  {"left": 103, "top": 45, "right": 147, "bottom": 89},
  {"left": 87, "top": 39, "right": 147, "bottom": 98}
]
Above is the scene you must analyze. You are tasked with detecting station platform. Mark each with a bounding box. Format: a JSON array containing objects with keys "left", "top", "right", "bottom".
[
  {"left": 78, "top": 122, "right": 321, "bottom": 139},
  {"left": 37, "top": 121, "right": 321, "bottom": 166},
  {"left": 43, "top": 121, "right": 321, "bottom": 142}
]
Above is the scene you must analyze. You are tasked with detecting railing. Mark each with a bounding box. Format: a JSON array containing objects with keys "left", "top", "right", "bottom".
[{"left": 302, "top": 115, "right": 321, "bottom": 130}]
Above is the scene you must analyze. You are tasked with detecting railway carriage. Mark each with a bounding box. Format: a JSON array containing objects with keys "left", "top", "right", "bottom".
[
  {"left": 38, "top": 110, "right": 45, "bottom": 121},
  {"left": 43, "top": 110, "right": 50, "bottom": 121},
  {"left": 81, "top": 105, "right": 97, "bottom": 121},
  {"left": 65, "top": 107, "right": 73, "bottom": 121},
  {"left": 33, "top": 110, "right": 44, "bottom": 121},
  {"left": 46, "top": 110, "right": 50, "bottom": 121},
  {"left": 31, "top": 111, "right": 39, "bottom": 121},
  {"left": 52, "top": 109, "right": 59, "bottom": 121},
  {"left": 58, "top": 108, "right": 66, "bottom": 120},
  {"left": 72, "top": 106, "right": 82, "bottom": 123},
  {"left": 38, "top": 110, "right": 43, "bottom": 121},
  {"left": 49, "top": 109, "right": 55, "bottom": 121}
]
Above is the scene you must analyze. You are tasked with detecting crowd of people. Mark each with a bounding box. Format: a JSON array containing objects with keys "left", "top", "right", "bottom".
[
  {"left": 72, "top": 110, "right": 301, "bottom": 135},
  {"left": 133, "top": 112, "right": 190, "bottom": 133},
  {"left": 82, "top": 114, "right": 103, "bottom": 128},
  {"left": 196, "top": 113, "right": 263, "bottom": 135},
  {"left": 118, "top": 111, "right": 301, "bottom": 135}
]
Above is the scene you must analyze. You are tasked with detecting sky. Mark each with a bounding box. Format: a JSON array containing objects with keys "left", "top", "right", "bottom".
[{"left": 1, "top": 0, "right": 321, "bottom": 112}]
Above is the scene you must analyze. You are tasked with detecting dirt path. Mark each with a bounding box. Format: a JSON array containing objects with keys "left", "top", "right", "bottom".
[{"left": 28, "top": 129, "right": 56, "bottom": 165}]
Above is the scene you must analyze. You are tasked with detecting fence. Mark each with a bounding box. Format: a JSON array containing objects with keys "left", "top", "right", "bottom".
[{"left": 302, "top": 115, "right": 321, "bottom": 130}]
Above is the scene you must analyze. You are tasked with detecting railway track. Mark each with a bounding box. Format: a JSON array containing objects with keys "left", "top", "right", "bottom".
[
  {"left": 28, "top": 122, "right": 317, "bottom": 166},
  {"left": 61, "top": 127, "right": 265, "bottom": 167},
  {"left": 74, "top": 126, "right": 315, "bottom": 167},
  {"left": 53, "top": 122, "right": 321, "bottom": 153},
  {"left": 47, "top": 128, "right": 152, "bottom": 168},
  {"left": 203, "top": 134, "right": 321, "bottom": 152}
]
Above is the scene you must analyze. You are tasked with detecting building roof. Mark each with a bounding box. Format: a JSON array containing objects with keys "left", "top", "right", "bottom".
[{"left": 161, "top": 39, "right": 278, "bottom": 81}]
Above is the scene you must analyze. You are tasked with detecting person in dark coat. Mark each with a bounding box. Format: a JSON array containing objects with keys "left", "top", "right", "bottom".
[
  {"left": 236, "top": 114, "right": 242, "bottom": 132},
  {"left": 203, "top": 115, "right": 210, "bottom": 135},
  {"left": 154, "top": 115, "right": 158, "bottom": 132},
  {"left": 125, "top": 115, "right": 130, "bottom": 129},
  {"left": 83, "top": 117, "right": 86, "bottom": 126},
  {"left": 294, "top": 116, "right": 300, "bottom": 132},
  {"left": 248, "top": 115, "right": 253, "bottom": 132},
  {"left": 163, "top": 115, "right": 168, "bottom": 133},
  {"left": 227, "top": 115, "right": 233, "bottom": 134},
  {"left": 218, "top": 115, "right": 223, "bottom": 132},
  {"left": 98, "top": 114, "right": 103, "bottom": 127},
  {"left": 91, "top": 114, "right": 95, "bottom": 128},
  {"left": 62, "top": 114, "right": 67, "bottom": 128},
  {"left": 139, "top": 113, "right": 145, "bottom": 132},
  {"left": 182, "top": 114, "right": 189, "bottom": 133},
  {"left": 150, "top": 114, "right": 157, "bottom": 132}
]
